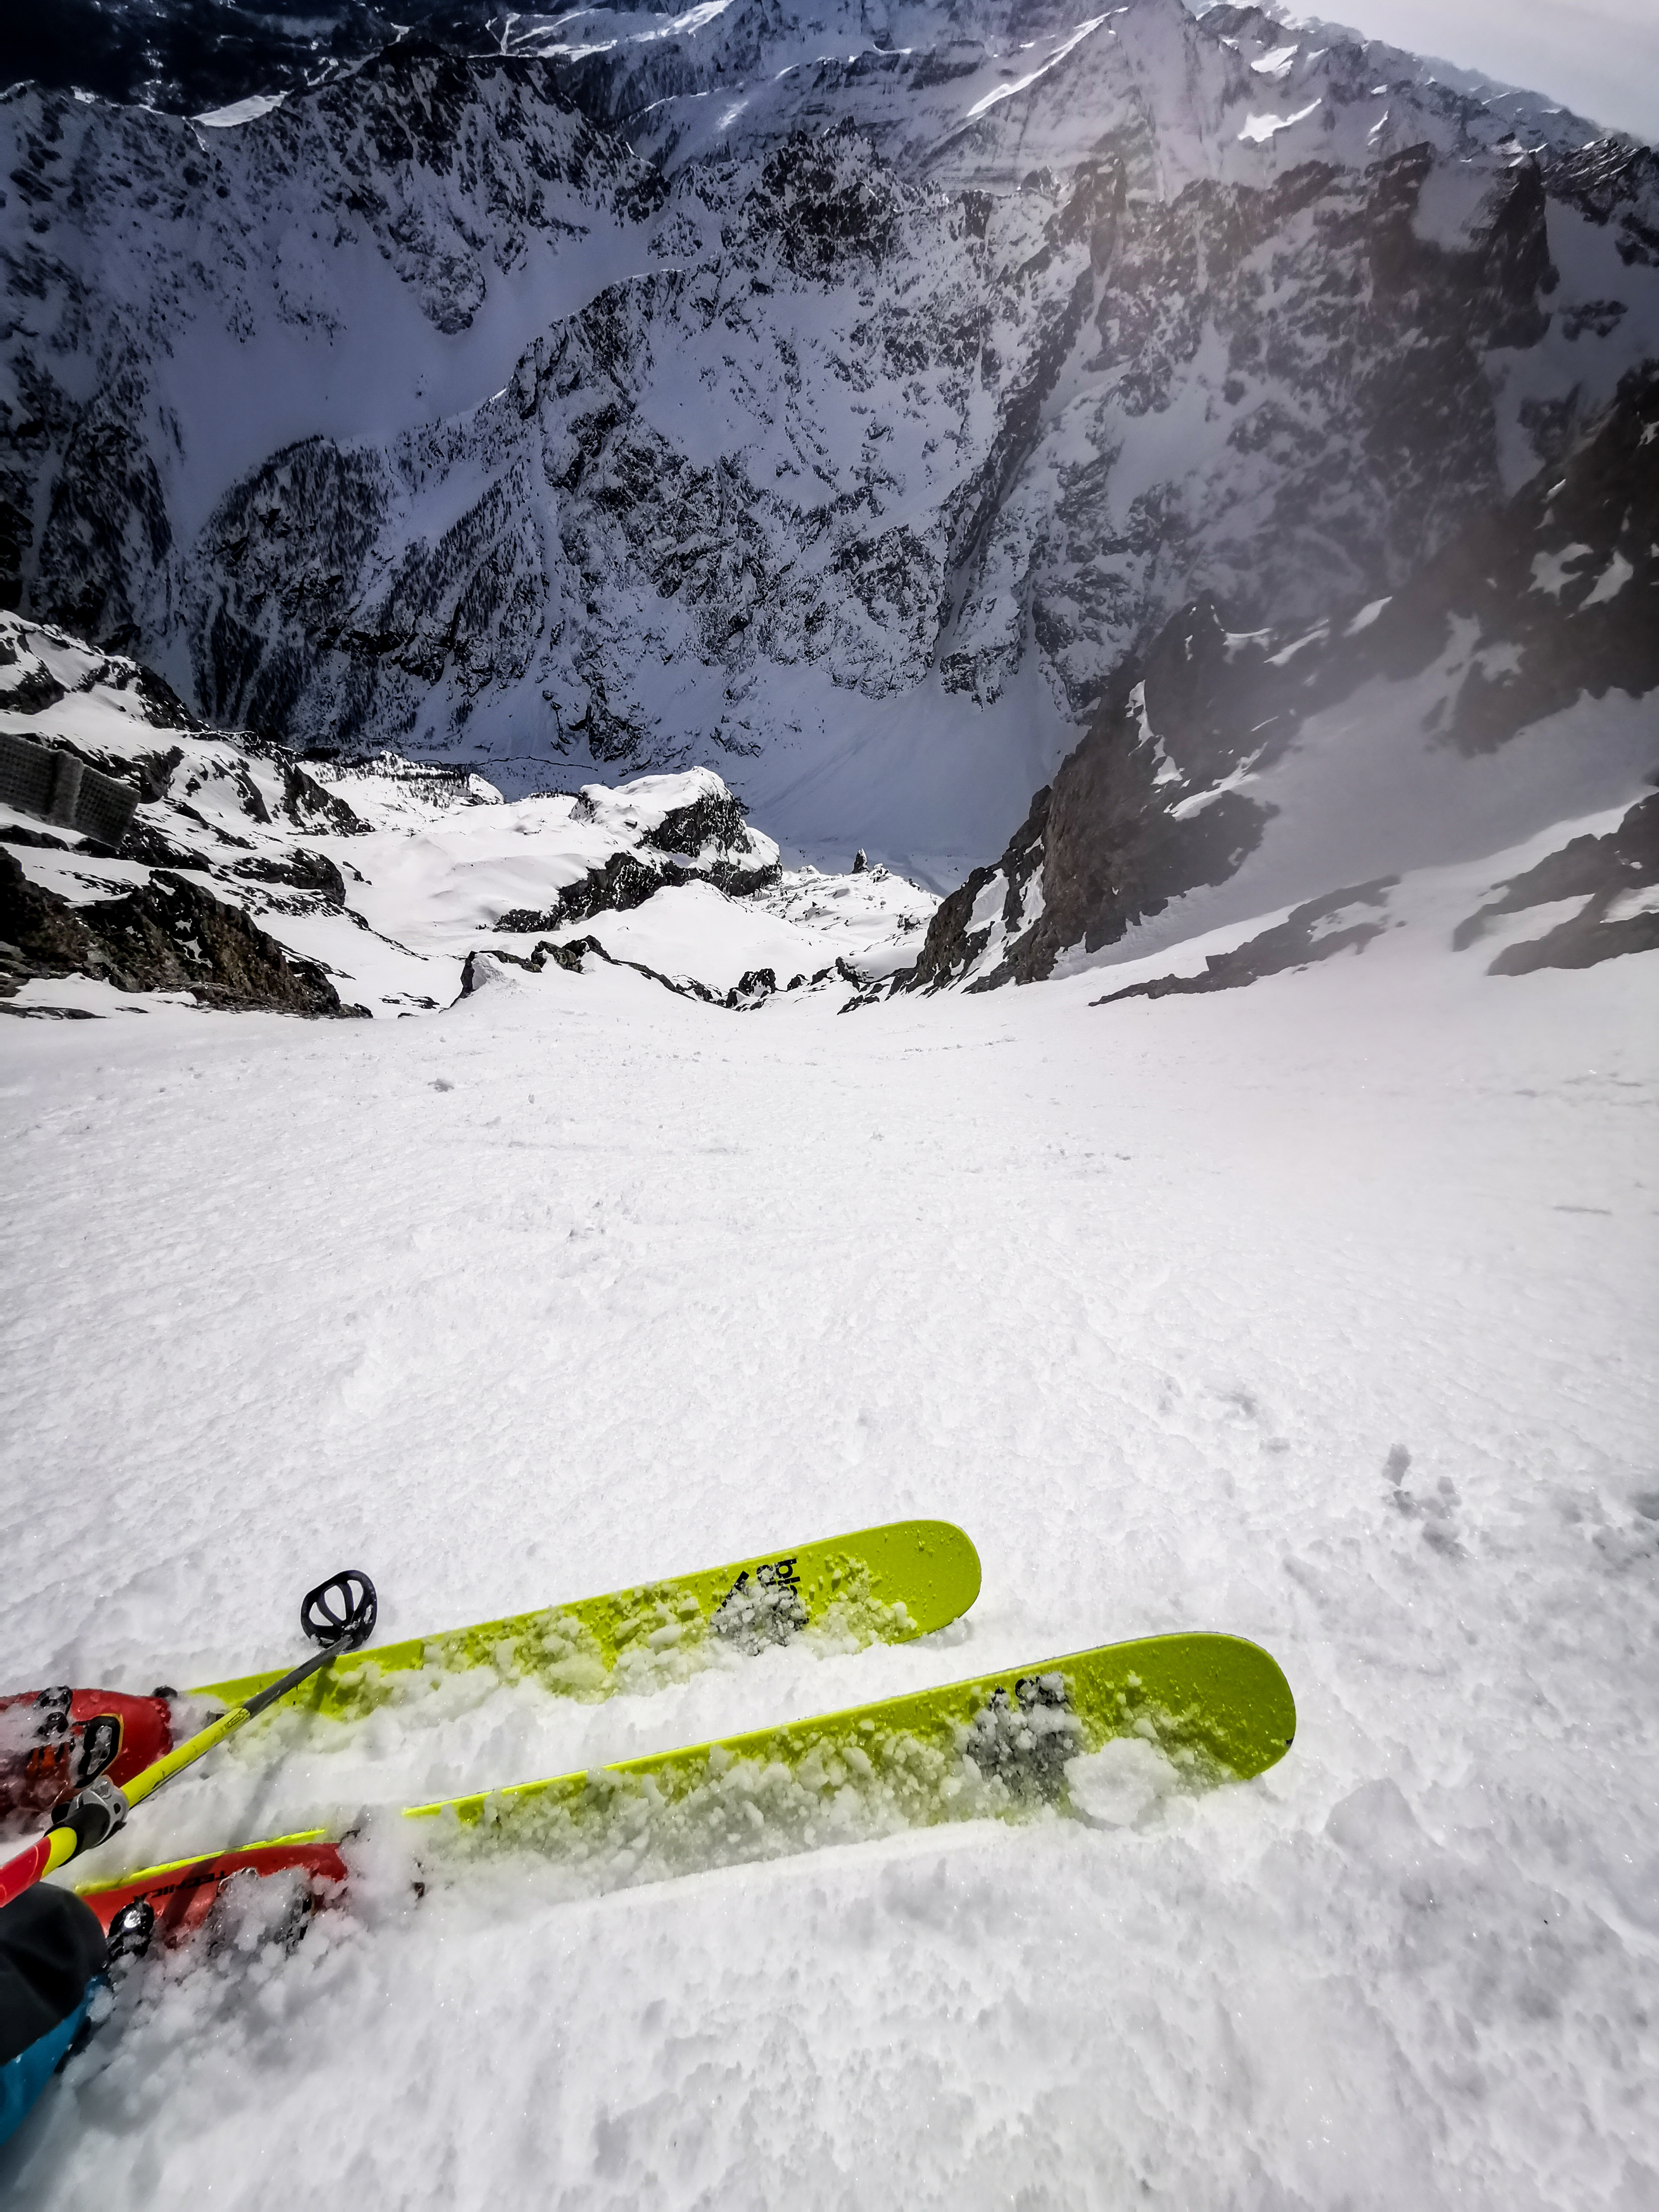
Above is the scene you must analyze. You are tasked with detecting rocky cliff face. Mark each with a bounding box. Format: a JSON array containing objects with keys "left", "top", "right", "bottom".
[
  {"left": 2, "top": 0, "right": 1656, "bottom": 867},
  {"left": 0, "top": 2, "right": 492, "bottom": 120},
  {"left": 897, "top": 359, "right": 1659, "bottom": 991}
]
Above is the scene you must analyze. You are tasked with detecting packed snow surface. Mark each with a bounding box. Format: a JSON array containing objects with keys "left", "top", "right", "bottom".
[{"left": 1, "top": 905, "right": 1656, "bottom": 2204}]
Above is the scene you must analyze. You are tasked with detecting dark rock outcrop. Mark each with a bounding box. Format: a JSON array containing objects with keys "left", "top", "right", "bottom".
[
  {"left": 229, "top": 849, "right": 347, "bottom": 904},
  {"left": 0, "top": 822, "right": 79, "bottom": 852},
  {"left": 497, "top": 842, "right": 779, "bottom": 933},
  {"left": 460, "top": 942, "right": 804, "bottom": 1011},
  {"left": 460, "top": 933, "right": 723, "bottom": 1006},
  {"left": 0, "top": 1, "right": 497, "bottom": 121},
  {"left": 643, "top": 787, "right": 752, "bottom": 859},
  {"left": 1488, "top": 906, "right": 1659, "bottom": 975},
  {"left": 1457, "top": 792, "right": 1659, "bottom": 974},
  {"left": 0, "top": 848, "right": 356, "bottom": 1014},
  {"left": 1093, "top": 880, "right": 1396, "bottom": 1004},
  {"left": 120, "top": 818, "right": 215, "bottom": 871}
]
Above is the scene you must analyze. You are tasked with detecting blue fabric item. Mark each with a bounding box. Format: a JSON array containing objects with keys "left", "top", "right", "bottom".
[{"left": 0, "top": 1984, "right": 92, "bottom": 2148}]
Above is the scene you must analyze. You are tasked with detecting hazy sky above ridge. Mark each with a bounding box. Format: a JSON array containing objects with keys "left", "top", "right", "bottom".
[{"left": 1294, "top": 0, "right": 1659, "bottom": 140}]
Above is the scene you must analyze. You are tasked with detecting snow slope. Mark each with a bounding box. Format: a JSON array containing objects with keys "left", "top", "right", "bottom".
[{"left": 0, "top": 884, "right": 1655, "bottom": 2205}]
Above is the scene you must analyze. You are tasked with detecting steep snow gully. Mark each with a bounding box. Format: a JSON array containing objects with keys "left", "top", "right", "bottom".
[
  {"left": 3, "top": 899, "right": 1657, "bottom": 2209},
  {"left": 1, "top": 0, "right": 1657, "bottom": 2206}
]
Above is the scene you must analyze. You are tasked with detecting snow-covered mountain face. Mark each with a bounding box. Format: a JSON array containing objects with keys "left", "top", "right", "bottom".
[
  {"left": 2, "top": 2, "right": 458, "bottom": 121},
  {"left": 898, "top": 356, "right": 1659, "bottom": 992},
  {"left": 2, "top": 0, "right": 1656, "bottom": 875}
]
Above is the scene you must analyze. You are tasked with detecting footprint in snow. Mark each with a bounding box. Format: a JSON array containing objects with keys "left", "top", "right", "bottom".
[{"left": 1385, "top": 1445, "right": 1465, "bottom": 1557}]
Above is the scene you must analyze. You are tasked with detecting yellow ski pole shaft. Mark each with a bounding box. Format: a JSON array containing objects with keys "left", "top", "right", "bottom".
[
  {"left": 0, "top": 1569, "right": 376, "bottom": 1910},
  {"left": 0, "top": 1705, "right": 259, "bottom": 1904}
]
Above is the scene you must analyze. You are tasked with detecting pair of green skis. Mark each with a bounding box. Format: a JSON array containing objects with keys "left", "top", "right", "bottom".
[{"left": 71, "top": 1520, "right": 1295, "bottom": 1933}]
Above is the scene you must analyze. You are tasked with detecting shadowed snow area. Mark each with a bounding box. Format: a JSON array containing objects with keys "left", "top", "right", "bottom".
[{"left": 2, "top": 914, "right": 1655, "bottom": 2204}]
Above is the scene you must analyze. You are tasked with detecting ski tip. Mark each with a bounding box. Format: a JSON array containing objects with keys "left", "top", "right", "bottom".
[
  {"left": 1146, "top": 1630, "right": 1297, "bottom": 1778},
  {"left": 819, "top": 1518, "right": 982, "bottom": 1637}
]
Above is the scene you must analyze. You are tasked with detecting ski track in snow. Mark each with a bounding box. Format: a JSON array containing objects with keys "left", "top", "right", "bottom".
[{"left": 1, "top": 936, "right": 1657, "bottom": 2205}]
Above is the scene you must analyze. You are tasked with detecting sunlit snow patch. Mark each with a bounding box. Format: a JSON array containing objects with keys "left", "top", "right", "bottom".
[
  {"left": 964, "top": 16, "right": 1111, "bottom": 122},
  {"left": 1238, "top": 99, "right": 1321, "bottom": 143},
  {"left": 194, "top": 93, "right": 288, "bottom": 128},
  {"left": 1582, "top": 552, "right": 1635, "bottom": 607},
  {"left": 1344, "top": 596, "right": 1391, "bottom": 635},
  {"left": 1249, "top": 45, "right": 1300, "bottom": 79},
  {"left": 1529, "top": 543, "right": 1595, "bottom": 596}
]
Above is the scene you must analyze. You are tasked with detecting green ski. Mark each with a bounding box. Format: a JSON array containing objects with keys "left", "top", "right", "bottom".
[
  {"left": 193, "top": 1520, "right": 983, "bottom": 1720},
  {"left": 79, "top": 1630, "right": 1294, "bottom": 1924},
  {"left": 408, "top": 1628, "right": 1295, "bottom": 1877}
]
